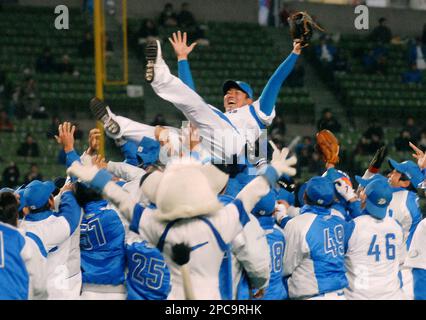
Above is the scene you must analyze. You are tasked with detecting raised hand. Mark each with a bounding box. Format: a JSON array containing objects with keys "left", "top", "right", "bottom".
[
  {"left": 269, "top": 140, "right": 297, "bottom": 177},
  {"left": 55, "top": 122, "right": 75, "bottom": 153},
  {"left": 334, "top": 177, "right": 357, "bottom": 202},
  {"left": 168, "top": 31, "right": 197, "bottom": 61},
  {"left": 409, "top": 142, "right": 426, "bottom": 170},
  {"left": 292, "top": 41, "right": 302, "bottom": 55}
]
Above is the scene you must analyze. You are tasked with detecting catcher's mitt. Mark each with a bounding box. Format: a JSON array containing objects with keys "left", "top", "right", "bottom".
[
  {"left": 288, "top": 11, "right": 324, "bottom": 47},
  {"left": 316, "top": 129, "right": 340, "bottom": 166}
]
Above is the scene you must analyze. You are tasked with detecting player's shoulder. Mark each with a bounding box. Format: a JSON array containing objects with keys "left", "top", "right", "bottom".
[{"left": 285, "top": 213, "right": 317, "bottom": 232}]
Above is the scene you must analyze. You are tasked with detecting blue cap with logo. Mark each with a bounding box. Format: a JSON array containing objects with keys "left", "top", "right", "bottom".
[
  {"left": 355, "top": 174, "right": 388, "bottom": 188},
  {"left": 23, "top": 180, "right": 56, "bottom": 210},
  {"left": 305, "top": 176, "right": 335, "bottom": 206},
  {"left": 388, "top": 159, "right": 423, "bottom": 188},
  {"left": 364, "top": 179, "right": 393, "bottom": 219},
  {"left": 223, "top": 80, "right": 254, "bottom": 99},
  {"left": 252, "top": 190, "right": 276, "bottom": 216},
  {"left": 136, "top": 137, "right": 160, "bottom": 168}
]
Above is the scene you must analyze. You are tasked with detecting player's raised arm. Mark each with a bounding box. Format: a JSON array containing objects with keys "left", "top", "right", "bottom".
[
  {"left": 169, "top": 31, "right": 197, "bottom": 90},
  {"left": 257, "top": 41, "right": 301, "bottom": 117}
]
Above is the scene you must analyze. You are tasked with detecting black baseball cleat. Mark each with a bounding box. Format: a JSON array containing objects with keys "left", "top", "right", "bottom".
[
  {"left": 89, "top": 97, "right": 120, "bottom": 135},
  {"left": 145, "top": 40, "right": 158, "bottom": 83}
]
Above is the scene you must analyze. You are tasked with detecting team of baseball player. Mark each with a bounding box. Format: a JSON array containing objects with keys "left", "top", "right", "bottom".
[{"left": 1, "top": 32, "right": 426, "bottom": 300}]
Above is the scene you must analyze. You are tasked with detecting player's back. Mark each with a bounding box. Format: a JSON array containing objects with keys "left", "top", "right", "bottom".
[
  {"left": 0, "top": 223, "right": 30, "bottom": 299},
  {"left": 345, "top": 215, "right": 404, "bottom": 300},
  {"left": 284, "top": 212, "right": 349, "bottom": 299},
  {"left": 80, "top": 200, "right": 126, "bottom": 285},
  {"left": 388, "top": 189, "right": 421, "bottom": 252},
  {"left": 261, "top": 225, "right": 287, "bottom": 300},
  {"left": 125, "top": 238, "right": 171, "bottom": 300}
]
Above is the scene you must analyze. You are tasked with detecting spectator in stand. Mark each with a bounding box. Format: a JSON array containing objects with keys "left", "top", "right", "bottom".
[
  {"left": 79, "top": 31, "right": 94, "bottom": 58},
  {"left": 17, "top": 134, "right": 40, "bottom": 158},
  {"left": 315, "top": 36, "right": 337, "bottom": 65},
  {"left": 394, "top": 130, "right": 412, "bottom": 153},
  {"left": 0, "top": 110, "right": 14, "bottom": 132},
  {"left": 364, "top": 118, "right": 384, "bottom": 141},
  {"left": 0, "top": 69, "right": 13, "bottom": 113},
  {"left": 24, "top": 163, "right": 43, "bottom": 185},
  {"left": 46, "top": 116, "right": 61, "bottom": 139},
  {"left": 402, "top": 64, "right": 423, "bottom": 84},
  {"left": 354, "top": 119, "right": 385, "bottom": 155},
  {"left": 14, "top": 76, "right": 40, "bottom": 118},
  {"left": 363, "top": 44, "right": 388, "bottom": 75},
  {"left": 403, "top": 116, "right": 420, "bottom": 144},
  {"left": 159, "top": 3, "right": 178, "bottom": 27},
  {"left": 408, "top": 37, "right": 426, "bottom": 70},
  {"left": 137, "top": 19, "right": 159, "bottom": 44},
  {"left": 150, "top": 113, "right": 168, "bottom": 126},
  {"left": 1, "top": 161, "right": 20, "bottom": 188},
  {"left": 317, "top": 108, "right": 341, "bottom": 133},
  {"left": 56, "top": 55, "right": 79, "bottom": 77},
  {"left": 177, "top": 2, "right": 196, "bottom": 28},
  {"left": 332, "top": 50, "right": 350, "bottom": 73},
  {"left": 369, "top": 17, "right": 392, "bottom": 44},
  {"left": 286, "top": 61, "right": 305, "bottom": 87},
  {"left": 35, "top": 47, "right": 56, "bottom": 73}
]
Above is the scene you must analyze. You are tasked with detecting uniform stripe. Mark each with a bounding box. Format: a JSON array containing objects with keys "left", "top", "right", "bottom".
[
  {"left": 25, "top": 232, "right": 47, "bottom": 258},
  {"left": 249, "top": 105, "right": 266, "bottom": 129}
]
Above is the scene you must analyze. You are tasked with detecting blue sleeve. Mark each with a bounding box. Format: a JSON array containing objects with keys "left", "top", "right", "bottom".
[
  {"left": 413, "top": 268, "right": 426, "bottom": 300},
  {"left": 178, "top": 60, "right": 196, "bottom": 91},
  {"left": 258, "top": 52, "right": 299, "bottom": 116},
  {"left": 129, "top": 204, "right": 146, "bottom": 234},
  {"left": 120, "top": 140, "right": 139, "bottom": 166},
  {"left": 406, "top": 193, "right": 422, "bottom": 249},
  {"left": 65, "top": 149, "right": 81, "bottom": 168},
  {"left": 58, "top": 191, "right": 82, "bottom": 234},
  {"left": 422, "top": 168, "right": 426, "bottom": 180}
]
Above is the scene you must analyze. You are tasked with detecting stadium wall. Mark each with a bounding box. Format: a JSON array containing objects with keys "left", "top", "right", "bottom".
[
  {"left": 286, "top": 1, "right": 425, "bottom": 37},
  {"left": 17, "top": 0, "right": 260, "bottom": 23}
]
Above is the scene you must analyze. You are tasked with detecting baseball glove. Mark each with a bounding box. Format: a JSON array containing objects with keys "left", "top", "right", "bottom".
[
  {"left": 316, "top": 129, "right": 340, "bottom": 166},
  {"left": 288, "top": 11, "right": 324, "bottom": 47}
]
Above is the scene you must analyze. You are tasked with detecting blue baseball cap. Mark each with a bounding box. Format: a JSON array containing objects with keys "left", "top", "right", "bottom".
[
  {"left": 136, "top": 137, "right": 161, "bottom": 168},
  {"left": 223, "top": 80, "right": 254, "bottom": 99},
  {"left": 275, "top": 188, "right": 295, "bottom": 206},
  {"left": 24, "top": 180, "right": 56, "bottom": 210},
  {"left": 364, "top": 179, "right": 393, "bottom": 219},
  {"left": 297, "top": 182, "right": 308, "bottom": 206},
  {"left": 355, "top": 174, "right": 388, "bottom": 188},
  {"left": 252, "top": 190, "right": 276, "bottom": 216},
  {"left": 305, "top": 176, "right": 335, "bottom": 206},
  {"left": 388, "top": 159, "right": 424, "bottom": 188}
]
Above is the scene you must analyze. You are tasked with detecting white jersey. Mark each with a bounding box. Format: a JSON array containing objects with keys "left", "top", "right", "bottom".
[
  {"left": 19, "top": 191, "right": 82, "bottom": 299},
  {"left": 134, "top": 201, "right": 250, "bottom": 300},
  {"left": 0, "top": 222, "right": 48, "bottom": 300},
  {"left": 223, "top": 100, "right": 275, "bottom": 147},
  {"left": 388, "top": 189, "right": 422, "bottom": 255},
  {"left": 404, "top": 218, "right": 426, "bottom": 300},
  {"left": 344, "top": 215, "right": 404, "bottom": 300}
]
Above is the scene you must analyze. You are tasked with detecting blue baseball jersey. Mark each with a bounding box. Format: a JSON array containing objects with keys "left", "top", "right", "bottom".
[
  {"left": 126, "top": 240, "right": 171, "bottom": 300},
  {"left": 252, "top": 217, "right": 287, "bottom": 300},
  {"left": 283, "top": 205, "right": 351, "bottom": 299},
  {"left": 80, "top": 200, "right": 126, "bottom": 285}
]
